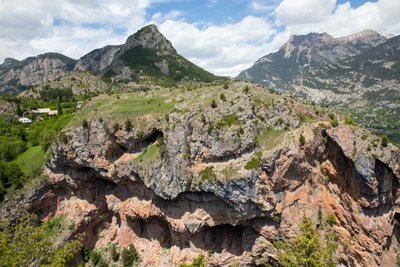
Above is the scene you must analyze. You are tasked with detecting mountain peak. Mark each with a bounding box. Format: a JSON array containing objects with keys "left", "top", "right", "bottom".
[
  {"left": 338, "top": 29, "right": 383, "bottom": 42},
  {"left": 287, "top": 32, "right": 335, "bottom": 47},
  {"left": 125, "top": 24, "right": 176, "bottom": 55},
  {"left": 1, "top": 58, "right": 19, "bottom": 67}
]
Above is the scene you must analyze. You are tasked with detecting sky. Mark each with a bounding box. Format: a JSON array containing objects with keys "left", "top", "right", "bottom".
[{"left": 0, "top": 0, "right": 399, "bottom": 77}]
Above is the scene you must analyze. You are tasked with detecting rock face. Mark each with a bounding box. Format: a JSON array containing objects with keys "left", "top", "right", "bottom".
[
  {"left": 0, "top": 53, "right": 76, "bottom": 95},
  {"left": 237, "top": 30, "right": 400, "bottom": 142},
  {"left": 17, "top": 82, "right": 400, "bottom": 266},
  {"left": 0, "top": 25, "right": 216, "bottom": 97},
  {"left": 75, "top": 24, "right": 215, "bottom": 85}
]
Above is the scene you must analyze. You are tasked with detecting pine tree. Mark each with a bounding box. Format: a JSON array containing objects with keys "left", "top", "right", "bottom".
[
  {"left": 275, "top": 215, "right": 337, "bottom": 267},
  {"left": 57, "top": 97, "right": 63, "bottom": 116}
]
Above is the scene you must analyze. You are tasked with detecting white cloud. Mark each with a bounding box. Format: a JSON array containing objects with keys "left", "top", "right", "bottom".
[
  {"left": 276, "top": 0, "right": 337, "bottom": 25},
  {"left": 158, "top": 16, "right": 276, "bottom": 76},
  {"left": 249, "top": 0, "right": 281, "bottom": 13}
]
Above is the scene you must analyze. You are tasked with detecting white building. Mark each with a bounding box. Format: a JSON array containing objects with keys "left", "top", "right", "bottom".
[
  {"left": 18, "top": 117, "right": 32, "bottom": 123},
  {"left": 32, "top": 108, "right": 58, "bottom": 116}
]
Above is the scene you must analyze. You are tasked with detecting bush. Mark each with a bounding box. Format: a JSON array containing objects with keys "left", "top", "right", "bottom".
[
  {"left": 223, "top": 83, "right": 229, "bottom": 89},
  {"left": 111, "top": 244, "right": 119, "bottom": 262},
  {"left": 0, "top": 214, "right": 82, "bottom": 267},
  {"left": 326, "top": 214, "right": 336, "bottom": 226},
  {"left": 89, "top": 250, "right": 101, "bottom": 266},
  {"left": 82, "top": 119, "right": 89, "bottom": 129},
  {"left": 275, "top": 215, "right": 337, "bottom": 267},
  {"left": 245, "top": 151, "right": 262, "bottom": 170},
  {"left": 179, "top": 255, "right": 207, "bottom": 267},
  {"left": 243, "top": 86, "right": 250, "bottom": 94},
  {"left": 381, "top": 135, "right": 389, "bottom": 147},
  {"left": 113, "top": 122, "right": 120, "bottom": 132},
  {"left": 199, "top": 166, "right": 217, "bottom": 182},
  {"left": 299, "top": 133, "right": 306, "bottom": 146},
  {"left": 344, "top": 116, "right": 355, "bottom": 125},
  {"left": 330, "top": 118, "right": 339, "bottom": 127},
  {"left": 122, "top": 245, "right": 139, "bottom": 267},
  {"left": 125, "top": 119, "right": 132, "bottom": 131},
  {"left": 211, "top": 100, "right": 217, "bottom": 108},
  {"left": 220, "top": 93, "right": 227, "bottom": 102}
]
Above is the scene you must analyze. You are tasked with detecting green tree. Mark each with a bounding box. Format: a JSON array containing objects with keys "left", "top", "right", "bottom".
[
  {"left": 381, "top": 135, "right": 389, "bottom": 147},
  {"left": 299, "top": 133, "right": 306, "bottom": 146},
  {"left": 179, "top": 255, "right": 206, "bottom": 267},
  {"left": 125, "top": 119, "right": 133, "bottom": 131},
  {"left": 57, "top": 97, "right": 63, "bottom": 116},
  {"left": 122, "top": 245, "right": 139, "bottom": 267},
  {"left": 0, "top": 214, "right": 82, "bottom": 267},
  {"left": 275, "top": 215, "right": 337, "bottom": 267},
  {"left": 16, "top": 103, "right": 22, "bottom": 117}
]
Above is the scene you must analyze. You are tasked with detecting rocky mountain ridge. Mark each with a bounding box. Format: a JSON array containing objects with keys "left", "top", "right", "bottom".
[
  {"left": 238, "top": 30, "right": 400, "bottom": 142},
  {"left": 0, "top": 53, "right": 76, "bottom": 95},
  {"left": 0, "top": 25, "right": 216, "bottom": 96},
  {"left": 3, "top": 81, "right": 400, "bottom": 266}
]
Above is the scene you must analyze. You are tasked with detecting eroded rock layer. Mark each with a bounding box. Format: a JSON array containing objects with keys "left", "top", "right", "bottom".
[{"left": 19, "top": 82, "right": 400, "bottom": 266}]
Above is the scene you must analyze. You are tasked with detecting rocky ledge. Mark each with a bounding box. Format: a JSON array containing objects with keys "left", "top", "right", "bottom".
[{"left": 11, "top": 82, "right": 400, "bottom": 266}]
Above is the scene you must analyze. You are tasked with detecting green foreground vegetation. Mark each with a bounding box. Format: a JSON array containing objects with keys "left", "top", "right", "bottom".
[
  {"left": 0, "top": 214, "right": 81, "bottom": 267},
  {"left": 0, "top": 96, "right": 75, "bottom": 200}
]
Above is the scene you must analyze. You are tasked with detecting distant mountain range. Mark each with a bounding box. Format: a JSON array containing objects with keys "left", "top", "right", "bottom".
[
  {"left": 238, "top": 30, "right": 400, "bottom": 142},
  {"left": 0, "top": 25, "right": 216, "bottom": 95}
]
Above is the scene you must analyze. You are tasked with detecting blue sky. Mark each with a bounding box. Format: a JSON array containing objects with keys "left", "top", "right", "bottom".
[{"left": 0, "top": 0, "right": 398, "bottom": 76}]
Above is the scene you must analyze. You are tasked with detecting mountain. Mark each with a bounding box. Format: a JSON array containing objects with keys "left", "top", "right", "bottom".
[
  {"left": 2, "top": 81, "right": 399, "bottom": 266},
  {"left": 238, "top": 30, "right": 400, "bottom": 142},
  {"left": 0, "top": 53, "right": 76, "bottom": 95},
  {"left": 0, "top": 25, "right": 217, "bottom": 96},
  {"left": 238, "top": 30, "right": 388, "bottom": 89},
  {"left": 75, "top": 24, "right": 217, "bottom": 86}
]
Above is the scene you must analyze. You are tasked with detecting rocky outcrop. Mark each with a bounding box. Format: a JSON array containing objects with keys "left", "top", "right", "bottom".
[
  {"left": 16, "top": 82, "right": 399, "bottom": 266},
  {"left": 74, "top": 24, "right": 215, "bottom": 84},
  {"left": 238, "top": 30, "right": 400, "bottom": 143},
  {"left": 0, "top": 53, "right": 76, "bottom": 95}
]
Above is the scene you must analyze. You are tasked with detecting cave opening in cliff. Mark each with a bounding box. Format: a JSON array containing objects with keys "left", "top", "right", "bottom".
[
  {"left": 191, "top": 224, "right": 259, "bottom": 255},
  {"left": 144, "top": 129, "right": 164, "bottom": 144},
  {"left": 127, "top": 216, "right": 260, "bottom": 256}
]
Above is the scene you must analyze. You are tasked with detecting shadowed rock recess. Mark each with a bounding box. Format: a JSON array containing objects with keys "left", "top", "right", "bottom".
[{"left": 8, "top": 81, "right": 397, "bottom": 266}]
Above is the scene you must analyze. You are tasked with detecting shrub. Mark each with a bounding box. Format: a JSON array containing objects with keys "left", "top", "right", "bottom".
[
  {"left": 179, "top": 255, "right": 207, "bottom": 267},
  {"left": 122, "top": 245, "right": 139, "bottom": 267},
  {"left": 125, "top": 119, "right": 132, "bottom": 131},
  {"left": 344, "top": 116, "right": 355, "bottom": 125},
  {"left": 275, "top": 215, "right": 337, "bottom": 267},
  {"left": 299, "top": 132, "right": 306, "bottom": 146},
  {"left": 211, "top": 100, "right": 217, "bottom": 108},
  {"left": 59, "top": 132, "right": 68, "bottom": 144},
  {"left": 243, "top": 86, "right": 249, "bottom": 94},
  {"left": 89, "top": 250, "right": 101, "bottom": 266},
  {"left": 220, "top": 93, "right": 227, "bottom": 102},
  {"left": 381, "top": 135, "right": 389, "bottom": 147},
  {"left": 326, "top": 214, "right": 336, "bottom": 226},
  {"left": 199, "top": 166, "right": 217, "bottom": 182},
  {"left": 97, "top": 258, "right": 108, "bottom": 267},
  {"left": 0, "top": 214, "right": 82, "bottom": 267},
  {"left": 111, "top": 244, "right": 119, "bottom": 262},
  {"left": 223, "top": 83, "right": 229, "bottom": 89},
  {"left": 82, "top": 119, "right": 89, "bottom": 129},
  {"left": 245, "top": 151, "right": 262, "bottom": 170},
  {"left": 113, "top": 122, "right": 120, "bottom": 132},
  {"left": 331, "top": 118, "right": 339, "bottom": 127}
]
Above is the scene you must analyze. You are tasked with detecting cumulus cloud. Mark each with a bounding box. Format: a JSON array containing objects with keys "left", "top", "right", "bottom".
[
  {"left": 0, "top": 0, "right": 400, "bottom": 77},
  {"left": 275, "top": 0, "right": 337, "bottom": 25},
  {"left": 159, "top": 16, "right": 276, "bottom": 76}
]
